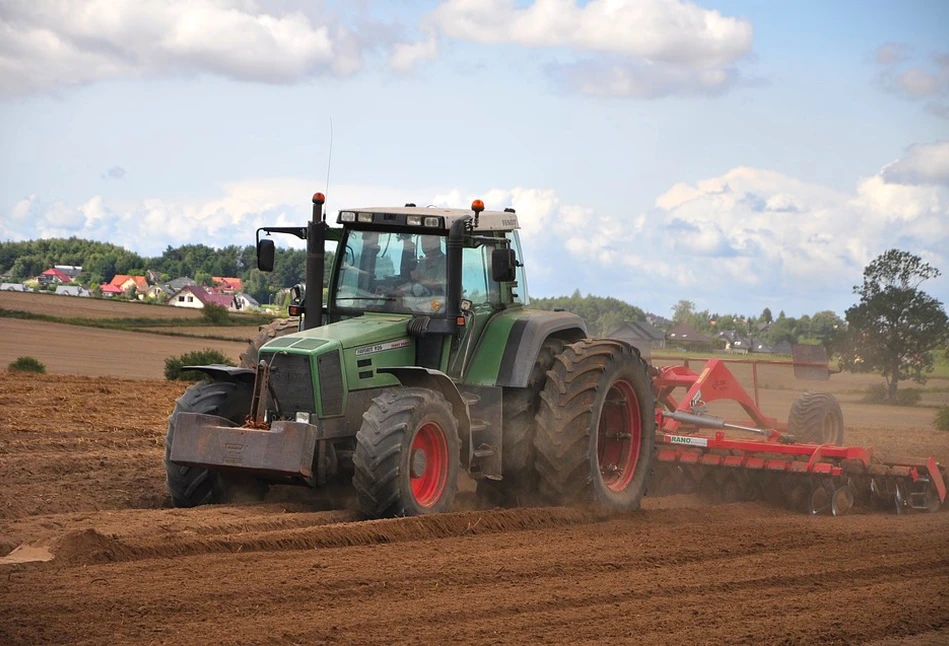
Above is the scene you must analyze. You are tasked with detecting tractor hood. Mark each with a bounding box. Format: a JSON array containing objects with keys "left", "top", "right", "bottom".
[{"left": 260, "top": 313, "right": 412, "bottom": 354}]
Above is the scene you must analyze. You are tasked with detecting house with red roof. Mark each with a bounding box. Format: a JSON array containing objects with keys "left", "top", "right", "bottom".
[
  {"left": 100, "top": 284, "right": 125, "bottom": 298},
  {"left": 39, "top": 268, "right": 73, "bottom": 285},
  {"left": 109, "top": 274, "right": 149, "bottom": 295},
  {"left": 211, "top": 276, "right": 243, "bottom": 294},
  {"left": 169, "top": 285, "right": 235, "bottom": 310}
]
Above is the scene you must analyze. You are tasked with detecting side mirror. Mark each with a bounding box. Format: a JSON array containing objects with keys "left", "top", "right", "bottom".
[
  {"left": 257, "top": 239, "right": 275, "bottom": 272},
  {"left": 491, "top": 248, "right": 517, "bottom": 283}
]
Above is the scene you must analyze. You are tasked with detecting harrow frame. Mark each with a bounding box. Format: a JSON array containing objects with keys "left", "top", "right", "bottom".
[{"left": 644, "top": 354, "right": 947, "bottom": 515}]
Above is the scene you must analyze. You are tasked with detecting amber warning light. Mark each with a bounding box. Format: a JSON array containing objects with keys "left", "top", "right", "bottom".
[
  {"left": 312, "top": 192, "right": 325, "bottom": 204},
  {"left": 471, "top": 199, "right": 485, "bottom": 213}
]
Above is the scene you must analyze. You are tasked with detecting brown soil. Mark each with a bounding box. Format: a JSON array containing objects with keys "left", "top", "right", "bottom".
[
  {"left": 139, "top": 325, "right": 263, "bottom": 341},
  {"left": 1, "top": 372, "right": 947, "bottom": 645},
  {"left": 0, "top": 290, "right": 204, "bottom": 320},
  {"left": 0, "top": 319, "right": 248, "bottom": 378}
]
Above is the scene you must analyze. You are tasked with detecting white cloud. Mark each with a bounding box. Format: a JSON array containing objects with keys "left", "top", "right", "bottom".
[
  {"left": 0, "top": 0, "right": 365, "bottom": 97},
  {"left": 421, "top": 0, "right": 754, "bottom": 98},
  {"left": 880, "top": 141, "right": 949, "bottom": 186},
  {"left": 4, "top": 147, "right": 947, "bottom": 315},
  {"left": 875, "top": 45, "right": 949, "bottom": 119},
  {"left": 388, "top": 30, "right": 438, "bottom": 73},
  {"left": 429, "top": 0, "right": 752, "bottom": 67}
]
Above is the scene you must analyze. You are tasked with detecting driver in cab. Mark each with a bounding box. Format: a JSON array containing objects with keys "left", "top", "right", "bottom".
[{"left": 410, "top": 236, "right": 446, "bottom": 294}]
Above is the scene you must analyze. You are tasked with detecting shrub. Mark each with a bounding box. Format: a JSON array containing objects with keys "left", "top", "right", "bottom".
[
  {"left": 861, "top": 383, "right": 922, "bottom": 406},
  {"left": 164, "top": 349, "right": 234, "bottom": 381},
  {"left": 935, "top": 406, "right": 949, "bottom": 432},
  {"left": 8, "top": 356, "right": 46, "bottom": 373},
  {"left": 201, "top": 303, "right": 230, "bottom": 325}
]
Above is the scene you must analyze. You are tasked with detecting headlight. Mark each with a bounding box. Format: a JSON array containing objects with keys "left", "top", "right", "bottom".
[
  {"left": 357, "top": 212, "right": 374, "bottom": 223},
  {"left": 407, "top": 215, "right": 423, "bottom": 225},
  {"left": 423, "top": 216, "right": 442, "bottom": 228},
  {"left": 339, "top": 211, "right": 355, "bottom": 222}
]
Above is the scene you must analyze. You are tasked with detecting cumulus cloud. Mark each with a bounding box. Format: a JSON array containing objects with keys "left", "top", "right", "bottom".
[
  {"left": 0, "top": 0, "right": 377, "bottom": 97},
  {"left": 880, "top": 141, "right": 949, "bottom": 186},
  {"left": 4, "top": 148, "right": 947, "bottom": 314},
  {"left": 874, "top": 44, "right": 949, "bottom": 119},
  {"left": 409, "top": 0, "right": 755, "bottom": 97}
]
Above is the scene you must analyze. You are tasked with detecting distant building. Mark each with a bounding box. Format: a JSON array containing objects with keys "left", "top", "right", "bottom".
[
  {"left": 232, "top": 293, "right": 260, "bottom": 311},
  {"left": 55, "top": 285, "right": 91, "bottom": 297},
  {"left": 666, "top": 323, "right": 719, "bottom": 351},
  {"left": 39, "top": 268, "right": 72, "bottom": 284},
  {"left": 1, "top": 282, "right": 30, "bottom": 292},
  {"left": 608, "top": 320, "right": 666, "bottom": 357},
  {"left": 53, "top": 265, "right": 83, "bottom": 280},
  {"left": 109, "top": 275, "right": 149, "bottom": 295},
  {"left": 100, "top": 284, "right": 124, "bottom": 298},
  {"left": 169, "top": 285, "right": 234, "bottom": 310},
  {"left": 212, "top": 276, "right": 243, "bottom": 294},
  {"left": 167, "top": 277, "right": 197, "bottom": 291}
]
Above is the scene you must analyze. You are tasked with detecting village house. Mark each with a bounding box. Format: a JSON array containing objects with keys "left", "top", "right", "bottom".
[
  {"left": 211, "top": 276, "right": 243, "bottom": 294},
  {"left": 608, "top": 320, "right": 666, "bottom": 358},
  {"left": 55, "top": 285, "right": 92, "bottom": 297},
  {"left": 99, "top": 284, "right": 124, "bottom": 298},
  {"left": 109, "top": 274, "right": 149, "bottom": 296},
  {"left": 169, "top": 284, "right": 234, "bottom": 310},
  {"left": 38, "top": 267, "right": 73, "bottom": 285}
]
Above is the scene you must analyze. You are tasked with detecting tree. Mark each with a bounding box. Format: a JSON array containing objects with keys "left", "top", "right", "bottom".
[
  {"left": 844, "top": 249, "right": 949, "bottom": 403},
  {"left": 760, "top": 307, "right": 773, "bottom": 324}
]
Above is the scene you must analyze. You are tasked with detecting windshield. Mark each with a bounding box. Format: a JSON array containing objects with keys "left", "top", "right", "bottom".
[{"left": 334, "top": 230, "right": 447, "bottom": 315}]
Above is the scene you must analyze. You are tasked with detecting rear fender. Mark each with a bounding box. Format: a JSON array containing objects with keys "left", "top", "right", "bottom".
[{"left": 496, "top": 312, "right": 587, "bottom": 388}]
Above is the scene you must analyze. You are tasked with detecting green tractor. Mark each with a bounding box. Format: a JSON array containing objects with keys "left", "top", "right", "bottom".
[{"left": 165, "top": 194, "right": 655, "bottom": 518}]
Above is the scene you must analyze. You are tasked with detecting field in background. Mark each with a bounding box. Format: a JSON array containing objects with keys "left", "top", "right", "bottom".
[{"left": 0, "top": 290, "right": 203, "bottom": 320}]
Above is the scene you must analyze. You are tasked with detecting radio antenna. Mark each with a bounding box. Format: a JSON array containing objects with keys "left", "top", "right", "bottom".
[{"left": 324, "top": 118, "right": 334, "bottom": 212}]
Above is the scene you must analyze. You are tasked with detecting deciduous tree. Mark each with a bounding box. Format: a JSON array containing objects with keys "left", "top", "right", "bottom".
[{"left": 844, "top": 249, "right": 949, "bottom": 403}]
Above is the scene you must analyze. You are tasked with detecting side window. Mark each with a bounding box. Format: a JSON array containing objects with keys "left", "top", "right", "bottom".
[
  {"left": 504, "top": 231, "right": 529, "bottom": 304},
  {"left": 460, "top": 246, "right": 490, "bottom": 306}
]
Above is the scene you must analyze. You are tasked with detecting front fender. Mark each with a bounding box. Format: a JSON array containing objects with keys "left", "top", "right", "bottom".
[{"left": 376, "top": 366, "right": 471, "bottom": 442}]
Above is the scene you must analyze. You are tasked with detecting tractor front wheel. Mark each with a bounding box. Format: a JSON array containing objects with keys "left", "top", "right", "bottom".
[
  {"left": 165, "top": 380, "right": 269, "bottom": 507},
  {"left": 353, "top": 388, "right": 461, "bottom": 518},
  {"left": 534, "top": 340, "right": 655, "bottom": 513}
]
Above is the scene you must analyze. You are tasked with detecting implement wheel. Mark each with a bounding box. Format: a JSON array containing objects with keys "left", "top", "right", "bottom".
[
  {"left": 788, "top": 392, "right": 844, "bottom": 445},
  {"left": 534, "top": 340, "right": 656, "bottom": 512},
  {"left": 165, "top": 380, "right": 269, "bottom": 507},
  {"left": 353, "top": 388, "right": 461, "bottom": 518},
  {"left": 239, "top": 317, "right": 299, "bottom": 368},
  {"left": 477, "top": 338, "right": 566, "bottom": 507}
]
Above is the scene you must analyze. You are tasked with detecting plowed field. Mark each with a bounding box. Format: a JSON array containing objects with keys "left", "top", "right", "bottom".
[{"left": 1, "top": 372, "right": 947, "bottom": 645}]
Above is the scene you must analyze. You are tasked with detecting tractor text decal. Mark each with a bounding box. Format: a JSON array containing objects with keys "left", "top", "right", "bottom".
[
  {"left": 355, "top": 339, "right": 411, "bottom": 356},
  {"left": 664, "top": 434, "right": 709, "bottom": 448}
]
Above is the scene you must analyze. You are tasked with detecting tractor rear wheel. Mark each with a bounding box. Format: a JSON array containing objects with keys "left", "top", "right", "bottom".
[
  {"left": 788, "top": 392, "right": 844, "bottom": 445},
  {"left": 239, "top": 317, "right": 300, "bottom": 368},
  {"left": 165, "top": 380, "right": 269, "bottom": 507},
  {"left": 477, "top": 338, "right": 566, "bottom": 507},
  {"left": 353, "top": 388, "right": 461, "bottom": 518},
  {"left": 534, "top": 340, "right": 655, "bottom": 512}
]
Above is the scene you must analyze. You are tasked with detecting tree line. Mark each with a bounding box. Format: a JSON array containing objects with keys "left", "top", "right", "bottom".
[
  {"left": 0, "top": 237, "right": 331, "bottom": 305},
  {"left": 3, "top": 239, "right": 945, "bottom": 401}
]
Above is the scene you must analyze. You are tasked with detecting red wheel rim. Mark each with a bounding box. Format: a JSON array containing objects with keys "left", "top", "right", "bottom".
[
  {"left": 597, "top": 379, "right": 642, "bottom": 492},
  {"left": 409, "top": 421, "right": 449, "bottom": 507}
]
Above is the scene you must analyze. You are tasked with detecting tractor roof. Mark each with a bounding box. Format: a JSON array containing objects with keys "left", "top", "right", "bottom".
[{"left": 337, "top": 206, "right": 520, "bottom": 232}]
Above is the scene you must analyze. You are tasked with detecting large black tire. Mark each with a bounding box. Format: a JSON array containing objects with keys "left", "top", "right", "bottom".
[
  {"left": 534, "top": 339, "right": 656, "bottom": 512},
  {"left": 165, "top": 380, "right": 269, "bottom": 507},
  {"left": 787, "top": 392, "right": 845, "bottom": 445},
  {"left": 477, "top": 338, "right": 566, "bottom": 507},
  {"left": 353, "top": 388, "right": 461, "bottom": 518},
  {"left": 239, "top": 317, "right": 300, "bottom": 368}
]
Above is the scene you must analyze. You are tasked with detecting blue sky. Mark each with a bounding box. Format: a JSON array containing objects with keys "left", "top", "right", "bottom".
[{"left": 1, "top": 0, "right": 947, "bottom": 318}]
